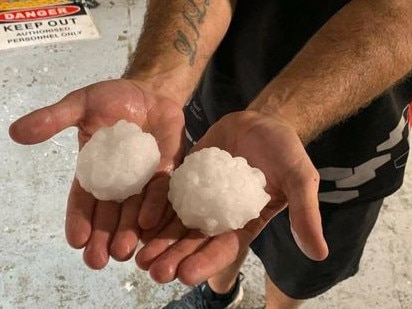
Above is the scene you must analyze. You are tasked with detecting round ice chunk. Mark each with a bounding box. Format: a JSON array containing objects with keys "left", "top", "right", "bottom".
[
  {"left": 168, "top": 147, "right": 271, "bottom": 236},
  {"left": 76, "top": 120, "right": 160, "bottom": 202}
]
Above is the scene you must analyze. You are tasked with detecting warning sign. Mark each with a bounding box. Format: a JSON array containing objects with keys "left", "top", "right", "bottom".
[{"left": 0, "top": 1, "right": 99, "bottom": 50}]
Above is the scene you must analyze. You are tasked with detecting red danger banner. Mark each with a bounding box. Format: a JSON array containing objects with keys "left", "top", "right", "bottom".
[{"left": 0, "top": 6, "right": 80, "bottom": 22}]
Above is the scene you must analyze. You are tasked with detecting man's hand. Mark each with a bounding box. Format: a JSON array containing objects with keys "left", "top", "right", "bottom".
[
  {"left": 9, "top": 79, "right": 185, "bottom": 269},
  {"left": 136, "top": 111, "right": 329, "bottom": 285}
]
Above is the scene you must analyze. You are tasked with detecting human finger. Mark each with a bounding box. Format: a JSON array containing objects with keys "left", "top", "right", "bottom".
[
  {"left": 110, "top": 195, "right": 142, "bottom": 261},
  {"left": 176, "top": 231, "right": 249, "bottom": 286},
  {"left": 285, "top": 158, "right": 329, "bottom": 261},
  {"left": 138, "top": 174, "right": 170, "bottom": 230},
  {"left": 148, "top": 230, "right": 208, "bottom": 283},
  {"left": 139, "top": 203, "right": 176, "bottom": 244},
  {"left": 9, "top": 89, "right": 86, "bottom": 145},
  {"left": 83, "top": 200, "right": 121, "bottom": 270},
  {"left": 135, "top": 215, "right": 189, "bottom": 270},
  {"left": 65, "top": 179, "right": 95, "bottom": 249},
  {"left": 139, "top": 111, "right": 185, "bottom": 230},
  {"left": 175, "top": 205, "right": 280, "bottom": 286}
]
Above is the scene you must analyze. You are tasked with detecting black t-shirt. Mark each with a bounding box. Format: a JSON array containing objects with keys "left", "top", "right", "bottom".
[{"left": 184, "top": 0, "right": 412, "bottom": 205}]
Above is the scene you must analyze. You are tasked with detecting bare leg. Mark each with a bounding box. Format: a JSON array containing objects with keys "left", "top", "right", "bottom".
[
  {"left": 205, "top": 250, "right": 303, "bottom": 308},
  {"left": 207, "top": 249, "right": 249, "bottom": 294},
  {"left": 265, "top": 274, "right": 303, "bottom": 309}
]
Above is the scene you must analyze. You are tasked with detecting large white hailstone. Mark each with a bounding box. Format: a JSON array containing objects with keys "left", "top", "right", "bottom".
[
  {"left": 168, "top": 147, "right": 271, "bottom": 236},
  {"left": 76, "top": 120, "right": 160, "bottom": 202}
]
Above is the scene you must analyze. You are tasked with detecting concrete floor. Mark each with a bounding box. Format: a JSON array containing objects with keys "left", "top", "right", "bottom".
[{"left": 1, "top": 1, "right": 411, "bottom": 308}]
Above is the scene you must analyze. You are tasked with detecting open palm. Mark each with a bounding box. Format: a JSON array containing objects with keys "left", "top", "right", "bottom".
[
  {"left": 9, "top": 79, "right": 185, "bottom": 269},
  {"left": 136, "top": 111, "right": 329, "bottom": 285}
]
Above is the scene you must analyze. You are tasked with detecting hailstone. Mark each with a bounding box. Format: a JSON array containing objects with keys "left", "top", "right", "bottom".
[
  {"left": 75, "top": 120, "right": 160, "bottom": 202},
  {"left": 168, "top": 147, "right": 271, "bottom": 236}
]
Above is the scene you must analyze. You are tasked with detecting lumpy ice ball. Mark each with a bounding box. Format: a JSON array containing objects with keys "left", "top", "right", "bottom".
[
  {"left": 76, "top": 120, "right": 160, "bottom": 202},
  {"left": 168, "top": 147, "right": 271, "bottom": 236}
]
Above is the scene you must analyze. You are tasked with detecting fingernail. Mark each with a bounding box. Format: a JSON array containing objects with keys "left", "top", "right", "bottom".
[{"left": 290, "top": 227, "right": 312, "bottom": 259}]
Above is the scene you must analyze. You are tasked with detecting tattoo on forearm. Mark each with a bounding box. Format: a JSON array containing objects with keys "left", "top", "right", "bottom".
[{"left": 174, "top": 0, "right": 210, "bottom": 66}]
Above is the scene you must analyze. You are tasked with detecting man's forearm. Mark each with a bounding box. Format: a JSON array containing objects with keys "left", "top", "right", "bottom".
[
  {"left": 248, "top": 0, "right": 412, "bottom": 144},
  {"left": 124, "top": 0, "right": 236, "bottom": 104}
]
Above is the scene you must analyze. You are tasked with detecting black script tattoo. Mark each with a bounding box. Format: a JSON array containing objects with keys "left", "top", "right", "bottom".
[{"left": 173, "top": 0, "right": 211, "bottom": 66}]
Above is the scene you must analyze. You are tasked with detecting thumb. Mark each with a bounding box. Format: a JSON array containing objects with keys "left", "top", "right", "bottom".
[
  {"left": 285, "top": 157, "right": 329, "bottom": 261},
  {"left": 9, "top": 89, "right": 86, "bottom": 145}
]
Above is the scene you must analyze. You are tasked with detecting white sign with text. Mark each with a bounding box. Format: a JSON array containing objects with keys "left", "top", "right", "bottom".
[{"left": 0, "top": 2, "right": 99, "bottom": 50}]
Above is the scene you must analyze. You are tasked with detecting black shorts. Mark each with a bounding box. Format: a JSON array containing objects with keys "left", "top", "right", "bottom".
[{"left": 250, "top": 199, "right": 383, "bottom": 299}]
